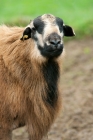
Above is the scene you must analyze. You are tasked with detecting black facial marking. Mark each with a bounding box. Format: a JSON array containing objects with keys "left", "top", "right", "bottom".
[
  {"left": 33, "top": 16, "right": 45, "bottom": 34},
  {"left": 42, "top": 60, "right": 59, "bottom": 106},
  {"left": 38, "top": 44, "right": 63, "bottom": 58},
  {"left": 56, "top": 17, "right": 63, "bottom": 32}
]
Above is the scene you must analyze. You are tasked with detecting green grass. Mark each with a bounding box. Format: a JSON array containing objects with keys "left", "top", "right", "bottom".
[{"left": 0, "top": 0, "right": 93, "bottom": 38}]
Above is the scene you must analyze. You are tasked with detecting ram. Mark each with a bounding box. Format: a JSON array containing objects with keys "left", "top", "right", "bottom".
[{"left": 0, "top": 14, "right": 75, "bottom": 140}]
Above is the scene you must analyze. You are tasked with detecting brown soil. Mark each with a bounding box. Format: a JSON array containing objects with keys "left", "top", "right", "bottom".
[{"left": 12, "top": 38, "right": 93, "bottom": 140}]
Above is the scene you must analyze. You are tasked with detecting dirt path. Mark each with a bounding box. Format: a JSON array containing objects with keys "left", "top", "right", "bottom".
[{"left": 12, "top": 38, "right": 93, "bottom": 140}]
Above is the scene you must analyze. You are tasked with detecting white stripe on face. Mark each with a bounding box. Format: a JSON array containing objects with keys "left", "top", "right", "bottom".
[
  {"left": 29, "top": 14, "right": 64, "bottom": 48},
  {"left": 43, "top": 23, "right": 64, "bottom": 44},
  {"left": 35, "top": 32, "right": 44, "bottom": 47}
]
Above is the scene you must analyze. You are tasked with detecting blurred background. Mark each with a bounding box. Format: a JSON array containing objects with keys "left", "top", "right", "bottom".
[
  {"left": 0, "top": 0, "right": 93, "bottom": 38},
  {"left": 0, "top": 0, "right": 93, "bottom": 140}
]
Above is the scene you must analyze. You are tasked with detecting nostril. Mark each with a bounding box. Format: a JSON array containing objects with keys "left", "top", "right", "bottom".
[
  {"left": 50, "top": 40, "right": 61, "bottom": 45},
  {"left": 50, "top": 41, "right": 56, "bottom": 45},
  {"left": 57, "top": 40, "right": 61, "bottom": 45}
]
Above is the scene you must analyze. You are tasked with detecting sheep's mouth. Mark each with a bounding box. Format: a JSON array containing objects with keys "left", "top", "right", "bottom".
[
  {"left": 46, "top": 49, "right": 63, "bottom": 57},
  {"left": 38, "top": 44, "right": 63, "bottom": 58}
]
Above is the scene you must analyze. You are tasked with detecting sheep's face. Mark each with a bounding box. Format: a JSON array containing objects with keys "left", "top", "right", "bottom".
[{"left": 21, "top": 14, "right": 75, "bottom": 58}]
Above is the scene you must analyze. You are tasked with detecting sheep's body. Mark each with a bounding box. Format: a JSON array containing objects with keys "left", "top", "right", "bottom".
[
  {"left": 0, "top": 26, "right": 62, "bottom": 140},
  {"left": 0, "top": 14, "right": 75, "bottom": 140}
]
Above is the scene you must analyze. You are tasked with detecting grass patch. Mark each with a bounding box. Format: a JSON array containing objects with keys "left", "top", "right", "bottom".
[{"left": 75, "top": 20, "right": 93, "bottom": 39}]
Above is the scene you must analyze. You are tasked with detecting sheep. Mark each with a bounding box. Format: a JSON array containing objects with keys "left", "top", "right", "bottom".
[{"left": 0, "top": 14, "right": 75, "bottom": 140}]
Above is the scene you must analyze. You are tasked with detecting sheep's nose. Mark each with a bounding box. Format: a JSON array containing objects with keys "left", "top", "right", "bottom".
[{"left": 48, "top": 33, "right": 61, "bottom": 49}]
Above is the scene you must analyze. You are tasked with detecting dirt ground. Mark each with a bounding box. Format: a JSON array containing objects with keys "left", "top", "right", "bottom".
[{"left": 12, "top": 38, "right": 93, "bottom": 140}]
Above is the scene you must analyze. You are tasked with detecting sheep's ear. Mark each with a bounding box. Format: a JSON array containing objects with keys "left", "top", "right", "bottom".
[
  {"left": 20, "top": 27, "right": 31, "bottom": 40},
  {"left": 63, "top": 24, "right": 75, "bottom": 37}
]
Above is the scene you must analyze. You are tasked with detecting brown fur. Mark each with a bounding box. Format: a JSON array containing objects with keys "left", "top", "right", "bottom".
[{"left": 0, "top": 25, "right": 62, "bottom": 140}]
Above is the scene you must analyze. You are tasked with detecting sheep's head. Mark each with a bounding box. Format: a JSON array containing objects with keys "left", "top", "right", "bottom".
[{"left": 21, "top": 14, "right": 75, "bottom": 58}]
